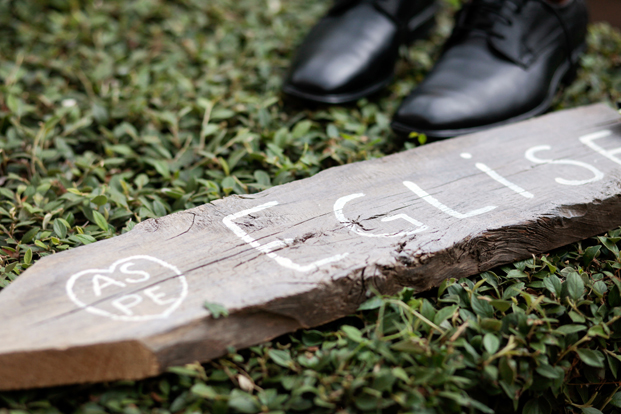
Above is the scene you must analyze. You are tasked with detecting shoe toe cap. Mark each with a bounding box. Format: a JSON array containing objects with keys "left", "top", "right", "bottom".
[
  {"left": 393, "top": 92, "right": 480, "bottom": 132},
  {"left": 283, "top": 3, "right": 398, "bottom": 101},
  {"left": 286, "top": 55, "right": 366, "bottom": 96}
]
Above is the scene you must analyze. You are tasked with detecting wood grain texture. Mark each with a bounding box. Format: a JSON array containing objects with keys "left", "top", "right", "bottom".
[{"left": 2, "top": 104, "right": 621, "bottom": 390}]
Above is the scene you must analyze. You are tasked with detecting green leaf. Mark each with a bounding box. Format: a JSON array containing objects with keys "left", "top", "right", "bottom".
[
  {"left": 598, "top": 236, "right": 620, "bottom": 258},
  {"left": 541, "top": 256, "right": 557, "bottom": 273},
  {"left": 484, "top": 364, "right": 498, "bottom": 381},
  {"left": 609, "top": 392, "right": 621, "bottom": 408},
  {"left": 480, "top": 318, "right": 503, "bottom": 331},
  {"left": 543, "top": 275, "right": 562, "bottom": 297},
  {"left": 588, "top": 324, "right": 608, "bottom": 338},
  {"left": 372, "top": 369, "right": 396, "bottom": 392},
  {"left": 608, "top": 353, "right": 619, "bottom": 379},
  {"left": 228, "top": 389, "right": 260, "bottom": 414},
  {"left": 91, "top": 195, "right": 108, "bottom": 206},
  {"left": 341, "top": 325, "right": 364, "bottom": 343},
  {"left": 268, "top": 349, "right": 292, "bottom": 368},
  {"left": 503, "top": 283, "right": 525, "bottom": 299},
  {"left": 555, "top": 324, "right": 586, "bottom": 335},
  {"left": 523, "top": 398, "right": 551, "bottom": 414},
  {"left": 354, "top": 392, "right": 380, "bottom": 411},
  {"left": 92, "top": 210, "right": 109, "bottom": 231},
  {"left": 253, "top": 170, "right": 271, "bottom": 187},
  {"left": 608, "top": 284, "right": 621, "bottom": 306},
  {"left": 191, "top": 383, "right": 217, "bottom": 399},
  {"left": 569, "top": 310, "right": 585, "bottom": 323},
  {"left": 221, "top": 176, "right": 236, "bottom": 193},
  {"left": 421, "top": 299, "right": 436, "bottom": 322},
  {"left": 483, "top": 333, "right": 500, "bottom": 354},
  {"left": 135, "top": 174, "right": 149, "bottom": 188},
  {"left": 583, "top": 245, "right": 601, "bottom": 267},
  {"left": 357, "top": 296, "right": 383, "bottom": 311},
  {"left": 566, "top": 271, "right": 585, "bottom": 301},
  {"left": 490, "top": 299, "right": 511, "bottom": 312},
  {"left": 467, "top": 398, "right": 495, "bottom": 414},
  {"left": 34, "top": 240, "right": 47, "bottom": 249},
  {"left": 434, "top": 304, "right": 458, "bottom": 325},
  {"left": 581, "top": 407, "right": 603, "bottom": 414},
  {"left": 536, "top": 364, "right": 563, "bottom": 379},
  {"left": 23, "top": 248, "right": 32, "bottom": 265},
  {"left": 203, "top": 301, "right": 229, "bottom": 319},
  {"left": 471, "top": 295, "right": 495, "bottom": 318},
  {"left": 593, "top": 280, "right": 607, "bottom": 296},
  {"left": 152, "top": 200, "right": 167, "bottom": 217},
  {"left": 576, "top": 348, "right": 605, "bottom": 368},
  {"left": 21, "top": 227, "right": 40, "bottom": 244},
  {"left": 506, "top": 269, "right": 528, "bottom": 278},
  {"left": 6, "top": 94, "right": 19, "bottom": 114},
  {"left": 499, "top": 379, "right": 520, "bottom": 401},
  {"left": 53, "top": 219, "right": 67, "bottom": 238},
  {"left": 69, "top": 234, "right": 97, "bottom": 245},
  {"left": 210, "top": 108, "right": 235, "bottom": 120},
  {"left": 301, "top": 330, "right": 325, "bottom": 347},
  {"left": 392, "top": 338, "right": 427, "bottom": 354},
  {"left": 291, "top": 120, "right": 312, "bottom": 139},
  {"left": 169, "top": 391, "right": 189, "bottom": 412},
  {"left": 391, "top": 367, "right": 409, "bottom": 383},
  {"left": 167, "top": 366, "right": 205, "bottom": 377},
  {"left": 146, "top": 159, "right": 171, "bottom": 179}
]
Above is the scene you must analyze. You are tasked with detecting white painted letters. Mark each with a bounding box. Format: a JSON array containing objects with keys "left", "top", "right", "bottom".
[
  {"left": 474, "top": 163, "right": 534, "bottom": 199},
  {"left": 144, "top": 286, "right": 176, "bottom": 306},
  {"left": 334, "top": 193, "right": 428, "bottom": 238},
  {"left": 120, "top": 263, "right": 151, "bottom": 283},
  {"left": 580, "top": 130, "right": 621, "bottom": 166},
  {"left": 92, "top": 274, "right": 126, "bottom": 297},
  {"left": 223, "top": 202, "right": 348, "bottom": 272},
  {"left": 525, "top": 145, "right": 603, "bottom": 186},
  {"left": 112, "top": 294, "right": 143, "bottom": 316},
  {"left": 460, "top": 152, "right": 534, "bottom": 199},
  {"left": 403, "top": 181, "right": 497, "bottom": 219},
  {"left": 67, "top": 255, "right": 188, "bottom": 322}
]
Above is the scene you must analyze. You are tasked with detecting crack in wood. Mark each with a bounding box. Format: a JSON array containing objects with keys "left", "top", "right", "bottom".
[{"left": 165, "top": 212, "right": 197, "bottom": 240}]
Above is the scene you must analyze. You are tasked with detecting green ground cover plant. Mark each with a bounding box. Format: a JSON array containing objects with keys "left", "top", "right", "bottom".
[{"left": 1, "top": 0, "right": 621, "bottom": 412}]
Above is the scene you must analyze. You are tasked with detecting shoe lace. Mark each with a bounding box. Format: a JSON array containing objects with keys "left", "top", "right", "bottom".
[
  {"left": 449, "top": 0, "right": 576, "bottom": 70},
  {"left": 451, "top": 0, "right": 524, "bottom": 41},
  {"left": 537, "top": 0, "right": 576, "bottom": 71}
]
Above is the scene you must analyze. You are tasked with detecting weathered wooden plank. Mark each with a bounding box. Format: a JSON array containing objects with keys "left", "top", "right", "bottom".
[{"left": 2, "top": 104, "right": 621, "bottom": 390}]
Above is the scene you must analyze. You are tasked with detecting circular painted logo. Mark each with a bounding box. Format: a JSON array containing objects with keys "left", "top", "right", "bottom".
[{"left": 66, "top": 255, "right": 187, "bottom": 321}]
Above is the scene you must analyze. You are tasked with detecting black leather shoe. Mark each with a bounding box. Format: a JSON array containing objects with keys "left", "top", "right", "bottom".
[
  {"left": 283, "top": 0, "right": 439, "bottom": 104},
  {"left": 391, "top": 0, "right": 588, "bottom": 138}
]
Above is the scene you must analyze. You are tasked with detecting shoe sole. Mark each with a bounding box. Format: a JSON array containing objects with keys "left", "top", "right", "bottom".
[
  {"left": 282, "top": 2, "right": 439, "bottom": 105},
  {"left": 391, "top": 43, "right": 586, "bottom": 139}
]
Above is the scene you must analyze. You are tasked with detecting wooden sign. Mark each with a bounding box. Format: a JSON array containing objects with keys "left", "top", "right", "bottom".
[{"left": 2, "top": 104, "right": 621, "bottom": 390}]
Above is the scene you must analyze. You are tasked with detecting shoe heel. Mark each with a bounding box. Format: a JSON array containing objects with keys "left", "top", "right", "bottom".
[{"left": 562, "top": 43, "right": 586, "bottom": 86}]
